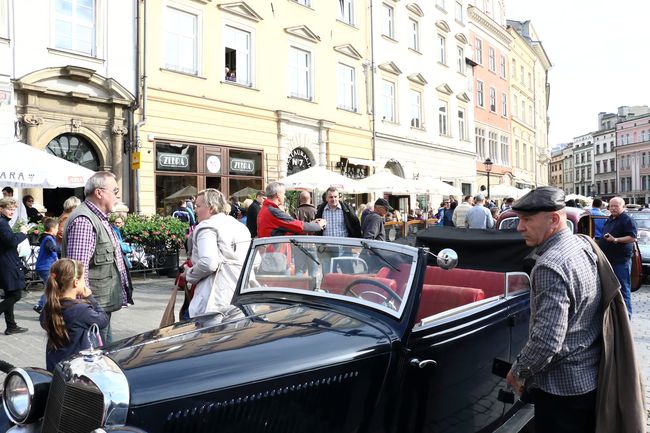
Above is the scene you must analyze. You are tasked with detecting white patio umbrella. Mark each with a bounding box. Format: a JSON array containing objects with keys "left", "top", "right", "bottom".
[
  {"left": 278, "top": 166, "right": 363, "bottom": 193},
  {"left": 0, "top": 141, "right": 96, "bottom": 188},
  {"left": 412, "top": 176, "right": 463, "bottom": 196},
  {"left": 566, "top": 193, "right": 591, "bottom": 202},
  {"left": 357, "top": 170, "right": 414, "bottom": 193},
  {"left": 489, "top": 184, "right": 528, "bottom": 199}
]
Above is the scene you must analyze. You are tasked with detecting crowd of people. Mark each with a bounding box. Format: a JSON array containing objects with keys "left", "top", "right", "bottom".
[{"left": 0, "top": 178, "right": 646, "bottom": 433}]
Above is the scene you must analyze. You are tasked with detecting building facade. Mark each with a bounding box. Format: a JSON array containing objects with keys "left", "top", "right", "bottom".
[
  {"left": 593, "top": 128, "right": 616, "bottom": 200},
  {"left": 1, "top": 0, "right": 135, "bottom": 214},
  {"left": 135, "top": 0, "right": 373, "bottom": 214},
  {"left": 549, "top": 148, "right": 563, "bottom": 190},
  {"left": 616, "top": 113, "right": 650, "bottom": 204},
  {"left": 572, "top": 133, "right": 593, "bottom": 197},
  {"left": 561, "top": 142, "right": 574, "bottom": 195},
  {"left": 468, "top": 2, "right": 513, "bottom": 194},
  {"left": 370, "top": 0, "right": 477, "bottom": 210}
]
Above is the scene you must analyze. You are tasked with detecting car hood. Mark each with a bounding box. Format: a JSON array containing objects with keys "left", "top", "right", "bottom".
[{"left": 106, "top": 302, "right": 392, "bottom": 405}]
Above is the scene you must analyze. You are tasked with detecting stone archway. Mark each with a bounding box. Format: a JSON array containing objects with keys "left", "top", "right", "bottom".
[{"left": 384, "top": 159, "right": 405, "bottom": 178}]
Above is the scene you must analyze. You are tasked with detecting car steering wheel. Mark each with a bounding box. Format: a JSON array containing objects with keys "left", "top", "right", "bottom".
[{"left": 343, "top": 278, "right": 402, "bottom": 306}]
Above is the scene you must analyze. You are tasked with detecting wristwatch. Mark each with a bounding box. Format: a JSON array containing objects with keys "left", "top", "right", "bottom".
[{"left": 614, "top": 237, "right": 618, "bottom": 244}]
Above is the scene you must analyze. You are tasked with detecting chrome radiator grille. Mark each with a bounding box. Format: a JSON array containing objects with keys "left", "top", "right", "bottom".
[{"left": 42, "top": 367, "right": 105, "bottom": 433}]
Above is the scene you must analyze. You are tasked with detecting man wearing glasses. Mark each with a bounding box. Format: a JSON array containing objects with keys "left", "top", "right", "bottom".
[{"left": 62, "top": 171, "right": 133, "bottom": 344}]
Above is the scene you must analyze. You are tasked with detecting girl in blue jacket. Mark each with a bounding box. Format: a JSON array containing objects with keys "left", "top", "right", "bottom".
[{"left": 40, "top": 259, "right": 109, "bottom": 372}]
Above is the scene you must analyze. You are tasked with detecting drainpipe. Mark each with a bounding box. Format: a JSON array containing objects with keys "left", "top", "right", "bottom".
[
  {"left": 369, "top": 0, "right": 376, "bottom": 173},
  {"left": 133, "top": 0, "right": 147, "bottom": 213}
]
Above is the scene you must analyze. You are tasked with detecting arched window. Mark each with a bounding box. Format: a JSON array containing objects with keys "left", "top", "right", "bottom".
[{"left": 46, "top": 134, "right": 100, "bottom": 171}]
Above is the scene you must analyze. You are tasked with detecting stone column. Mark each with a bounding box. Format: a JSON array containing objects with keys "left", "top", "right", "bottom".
[
  {"left": 317, "top": 121, "right": 332, "bottom": 168},
  {"left": 22, "top": 114, "right": 44, "bottom": 208},
  {"left": 111, "top": 123, "right": 128, "bottom": 194}
]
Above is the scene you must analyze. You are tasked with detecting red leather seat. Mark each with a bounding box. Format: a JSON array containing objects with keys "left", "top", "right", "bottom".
[
  {"left": 257, "top": 276, "right": 313, "bottom": 290},
  {"left": 416, "top": 284, "right": 485, "bottom": 322},
  {"left": 321, "top": 274, "right": 397, "bottom": 296},
  {"left": 424, "top": 266, "right": 505, "bottom": 298}
]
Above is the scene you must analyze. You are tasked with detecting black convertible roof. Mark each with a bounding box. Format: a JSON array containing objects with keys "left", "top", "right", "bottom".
[{"left": 415, "top": 226, "right": 534, "bottom": 273}]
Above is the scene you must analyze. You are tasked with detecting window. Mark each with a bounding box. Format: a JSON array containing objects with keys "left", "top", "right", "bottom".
[
  {"left": 489, "top": 132, "right": 498, "bottom": 161},
  {"left": 596, "top": 161, "right": 600, "bottom": 173},
  {"left": 382, "top": 4, "right": 394, "bottom": 38},
  {"left": 455, "top": 1, "right": 464, "bottom": 22},
  {"left": 476, "top": 128, "right": 486, "bottom": 159},
  {"left": 501, "top": 93, "right": 507, "bottom": 116},
  {"left": 339, "top": 0, "right": 354, "bottom": 25},
  {"left": 410, "top": 90, "right": 422, "bottom": 128},
  {"left": 603, "top": 159, "right": 608, "bottom": 172},
  {"left": 164, "top": 6, "right": 199, "bottom": 74},
  {"left": 381, "top": 79, "right": 395, "bottom": 122},
  {"left": 54, "top": 0, "right": 97, "bottom": 56},
  {"left": 528, "top": 72, "right": 532, "bottom": 89},
  {"left": 500, "top": 135, "right": 509, "bottom": 165},
  {"left": 514, "top": 139, "right": 519, "bottom": 167},
  {"left": 294, "top": 0, "right": 310, "bottom": 6},
  {"left": 337, "top": 63, "right": 356, "bottom": 111},
  {"left": 439, "top": 101, "right": 449, "bottom": 136},
  {"left": 457, "top": 46, "right": 465, "bottom": 74},
  {"left": 520, "top": 100, "right": 525, "bottom": 123},
  {"left": 500, "top": 54, "right": 506, "bottom": 78},
  {"left": 288, "top": 46, "right": 312, "bottom": 100},
  {"left": 519, "top": 65, "right": 524, "bottom": 83},
  {"left": 488, "top": 47, "right": 495, "bottom": 72},
  {"left": 224, "top": 25, "right": 252, "bottom": 86},
  {"left": 437, "top": 0, "right": 446, "bottom": 9},
  {"left": 409, "top": 18, "right": 419, "bottom": 50},
  {"left": 523, "top": 145, "right": 527, "bottom": 170},
  {"left": 511, "top": 58, "right": 516, "bottom": 79},
  {"left": 513, "top": 94, "right": 518, "bottom": 117},
  {"left": 476, "top": 80, "right": 484, "bottom": 107},
  {"left": 489, "top": 87, "right": 496, "bottom": 112},
  {"left": 474, "top": 38, "right": 482, "bottom": 64},
  {"left": 438, "top": 35, "right": 446, "bottom": 64},
  {"left": 596, "top": 144, "right": 600, "bottom": 154},
  {"left": 458, "top": 108, "right": 466, "bottom": 140}
]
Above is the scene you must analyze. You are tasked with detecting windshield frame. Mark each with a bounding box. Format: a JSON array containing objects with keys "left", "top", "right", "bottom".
[{"left": 239, "top": 236, "right": 420, "bottom": 319}]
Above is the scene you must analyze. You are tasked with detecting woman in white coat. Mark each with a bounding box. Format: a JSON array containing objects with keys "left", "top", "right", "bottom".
[{"left": 183, "top": 188, "right": 251, "bottom": 317}]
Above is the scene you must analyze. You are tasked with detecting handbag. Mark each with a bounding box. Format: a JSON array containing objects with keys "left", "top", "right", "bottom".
[
  {"left": 160, "top": 286, "right": 178, "bottom": 327},
  {"left": 17, "top": 238, "right": 31, "bottom": 259}
]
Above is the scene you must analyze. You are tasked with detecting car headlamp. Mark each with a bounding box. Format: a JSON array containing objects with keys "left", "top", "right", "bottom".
[{"left": 2, "top": 368, "right": 52, "bottom": 425}]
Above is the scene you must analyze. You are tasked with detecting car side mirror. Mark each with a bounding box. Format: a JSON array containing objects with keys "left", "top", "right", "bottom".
[{"left": 436, "top": 248, "right": 458, "bottom": 270}]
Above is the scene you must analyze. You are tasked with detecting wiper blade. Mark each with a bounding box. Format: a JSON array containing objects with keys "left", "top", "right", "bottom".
[
  {"left": 289, "top": 239, "right": 321, "bottom": 266},
  {"left": 360, "top": 241, "right": 399, "bottom": 271}
]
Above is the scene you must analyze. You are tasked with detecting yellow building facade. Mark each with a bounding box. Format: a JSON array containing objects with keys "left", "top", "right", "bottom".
[{"left": 134, "top": 1, "right": 372, "bottom": 214}]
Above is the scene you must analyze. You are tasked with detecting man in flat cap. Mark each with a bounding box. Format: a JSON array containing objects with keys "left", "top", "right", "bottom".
[
  {"left": 506, "top": 186, "right": 602, "bottom": 433},
  {"left": 361, "top": 198, "right": 392, "bottom": 241}
]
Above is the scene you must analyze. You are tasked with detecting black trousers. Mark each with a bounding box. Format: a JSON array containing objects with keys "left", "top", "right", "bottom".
[
  {"left": 0, "top": 290, "right": 22, "bottom": 329},
  {"left": 534, "top": 388, "right": 597, "bottom": 433}
]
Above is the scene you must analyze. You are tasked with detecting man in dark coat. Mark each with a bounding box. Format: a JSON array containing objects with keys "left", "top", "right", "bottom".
[
  {"left": 0, "top": 197, "right": 29, "bottom": 334},
  {"left": 361, "top": 198, "right": 392, "bottom": 241},
  {"left": 292, "top": 191, "right": 318, "bottom": 275},
  {"left": 246, "top": 190, "right": 265, "bottom": 237}
]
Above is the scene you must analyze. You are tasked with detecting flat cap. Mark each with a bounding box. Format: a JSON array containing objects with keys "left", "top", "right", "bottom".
[
  {"left": 374, "top": 198, "right": 393, "bottom": 211},
  {"left": 512, "top": 186, "right": 565, "bottom": 213}
]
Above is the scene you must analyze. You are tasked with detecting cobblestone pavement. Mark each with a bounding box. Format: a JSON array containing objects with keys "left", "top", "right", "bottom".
[{"left": 1, "top": 278, "right": 649, "bottom": 425}]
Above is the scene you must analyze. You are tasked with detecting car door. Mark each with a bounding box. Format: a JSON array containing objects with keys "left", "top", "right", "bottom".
[{"left": 399, "top": 300, "right": 512, "bottom": 433}]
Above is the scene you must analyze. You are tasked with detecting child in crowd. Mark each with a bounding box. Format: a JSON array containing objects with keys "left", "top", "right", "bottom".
[
  {"left": 40, "top": 259, "right": 108, "bottom": 372},
  {"left": 33, "top": 217, "right": 60, "bottom": 314}
]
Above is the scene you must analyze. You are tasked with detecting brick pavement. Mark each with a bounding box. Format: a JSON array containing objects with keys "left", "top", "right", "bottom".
[{"left": 1, "top": 278, "right": 649, "bottom": 426}]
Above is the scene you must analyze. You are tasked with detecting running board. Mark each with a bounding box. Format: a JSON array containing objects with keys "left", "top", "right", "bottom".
[{"left": 494, "top": 403, "right": 534, "bottom": 433}]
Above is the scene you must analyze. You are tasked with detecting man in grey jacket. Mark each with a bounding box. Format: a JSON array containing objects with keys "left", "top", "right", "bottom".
[
  {"left": 506, "top": 187, "right": 601, "bottom": 433},
  {"left": 361, "top": 198, "right": 392, "bottom": 241}
]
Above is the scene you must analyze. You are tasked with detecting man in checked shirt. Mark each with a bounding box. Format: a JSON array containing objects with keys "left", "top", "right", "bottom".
[
  {"left": 62, "top": 171, "right": 133, "bottom": 344},
  {"left": 506, "top": 186, "right": 601, "bottom": 433}
]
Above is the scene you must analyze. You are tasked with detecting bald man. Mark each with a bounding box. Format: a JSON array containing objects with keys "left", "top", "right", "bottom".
[
  {"left": 292, "top": 191, "right": 316, "bottom": 223},
  {"left": 598, "top": 197, "right": 637, "bottom": 317}
]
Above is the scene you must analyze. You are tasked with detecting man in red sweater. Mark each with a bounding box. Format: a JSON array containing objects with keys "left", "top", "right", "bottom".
[{"left": 257, "top": 182, "right": 326, "bottom": 237}]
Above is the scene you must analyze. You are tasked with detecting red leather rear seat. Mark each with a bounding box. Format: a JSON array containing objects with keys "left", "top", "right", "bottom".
[
  {"left": 416, "top": 284, "right": 485, "bottom": 322},
  {"left": 257, "top": 276, "right": 313, "bottom": 290},
  {"left": 424, "top": 266, "right": 505, "bottom": 298},
  {"left": 321, "top": 273, "right": 397, "bottom": 296}
]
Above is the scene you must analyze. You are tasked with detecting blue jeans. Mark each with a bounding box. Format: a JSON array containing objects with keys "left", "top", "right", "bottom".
[
  {"left": 36, "top": 270, "right": 49, "bottom": 309},
  {"left": 611, "top": 258, "right": 632, "bottom": 318}
]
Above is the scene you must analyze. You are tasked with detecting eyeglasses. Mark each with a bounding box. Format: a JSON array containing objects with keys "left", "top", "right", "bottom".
[{"left": 100, "top": 187, "right": 119, "bottom": 195}]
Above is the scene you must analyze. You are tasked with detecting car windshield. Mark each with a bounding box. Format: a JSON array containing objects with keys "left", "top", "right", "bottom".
[
  {"left": 240, "top": 236, "right": 418, "bottom": 318},
  {"left": 630, "top": 212, "right": 650, "bottom": 229}
]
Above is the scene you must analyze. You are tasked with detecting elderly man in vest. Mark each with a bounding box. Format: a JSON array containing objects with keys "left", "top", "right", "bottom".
[{"left": 62, "top": 171, "right": 132, "bottom": 344}]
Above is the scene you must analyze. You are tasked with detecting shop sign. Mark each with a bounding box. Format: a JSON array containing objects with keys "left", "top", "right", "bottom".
[
  {"left": 207, "top": 155, "right": 221, "bottom": 174},
  {"left": 230, "top": 158, "right": 255, "bottom": 173},
  {"left": 287, "top": 148, "right": 312, "bottom": 175},
  {"left": 131, "top": 151, "right": 141, "bottom": 170},
  {"left": 157, "top": 153, "right": 189, "bottom": 171}
]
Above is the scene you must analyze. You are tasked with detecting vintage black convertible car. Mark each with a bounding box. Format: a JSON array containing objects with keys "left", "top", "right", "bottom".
[{"left": 1, "top": 229, "right": 535, "bottom": 433}]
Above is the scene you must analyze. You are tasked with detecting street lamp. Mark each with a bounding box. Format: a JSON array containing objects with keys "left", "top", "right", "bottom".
[{"left": 483, "top": 157, "right": 493, "bottom": 199}]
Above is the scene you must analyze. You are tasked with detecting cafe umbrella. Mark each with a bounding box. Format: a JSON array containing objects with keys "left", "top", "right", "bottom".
[{"left": 0, "top": 141, "right": 96, "bottom": 188}]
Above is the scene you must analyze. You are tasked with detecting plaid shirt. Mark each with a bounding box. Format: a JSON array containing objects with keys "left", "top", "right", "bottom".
[
  {"left": 512, "top": 228, "right": 602, "bottom": 395},
  {"left": 322, "top": 204, "right": 348, "bottom": 237},
  {"left": 65, "top": 201, "right": 129, "bottom": 304}
]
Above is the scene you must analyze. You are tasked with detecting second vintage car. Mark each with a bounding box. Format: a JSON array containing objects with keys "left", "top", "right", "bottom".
[{"left": 1, "top": 230, "right": 535, "bottom": 433}]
